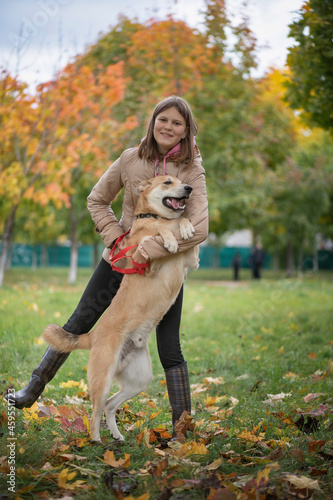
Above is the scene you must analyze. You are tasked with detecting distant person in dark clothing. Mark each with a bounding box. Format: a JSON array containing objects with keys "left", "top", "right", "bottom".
[
  {"left": 250, "top": 242, "right": 265, "bottom": 279},
  {"left": 232, "top": 252, "right": 241, "bottom": 280}
]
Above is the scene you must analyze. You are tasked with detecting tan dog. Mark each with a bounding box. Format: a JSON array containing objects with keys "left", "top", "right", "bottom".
[{"left": 43, "top": 175, "right": 198, "bottom": 442}]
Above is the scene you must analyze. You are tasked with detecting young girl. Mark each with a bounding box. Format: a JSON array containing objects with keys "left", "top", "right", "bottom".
[{"left": 8, "top": 96, "right": 209, "bottom": 436}]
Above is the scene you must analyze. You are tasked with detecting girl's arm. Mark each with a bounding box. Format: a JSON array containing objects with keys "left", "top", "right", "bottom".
[{"left": 87, "top": 156, "right": 124, "bottom": 249}]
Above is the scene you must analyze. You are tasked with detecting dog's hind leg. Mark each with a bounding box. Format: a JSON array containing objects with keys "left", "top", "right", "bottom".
[
  {"left": 88, "top": 348, "right": 117, "bottom": 443},
  {"left": 104, "top": 345, "right": 152, "bottom": 441}
]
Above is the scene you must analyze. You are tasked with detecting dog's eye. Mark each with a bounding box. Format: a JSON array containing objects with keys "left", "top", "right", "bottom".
[{"left": 164, "top": 181, "right": 172, "bottom": 185}]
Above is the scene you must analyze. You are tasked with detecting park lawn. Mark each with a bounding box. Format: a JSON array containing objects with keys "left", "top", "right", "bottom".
[{"left": 0, "top": 267, "right": 332, "bottom": 499}]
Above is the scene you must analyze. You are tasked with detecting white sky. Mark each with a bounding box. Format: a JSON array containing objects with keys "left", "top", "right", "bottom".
[{"left": 0, "top": 0, "right": 304, "bottom": 88}]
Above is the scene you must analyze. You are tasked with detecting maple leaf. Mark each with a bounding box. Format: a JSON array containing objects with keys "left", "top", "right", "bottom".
[
  {"left": 284, "top": 474, "right": 321, "bottom": 492},
  {"left": 238, "top": 430, "right": 265, "bottom": 443},
  {"left": 57, "top": 467, "right": 86, "bottom": 490},
  {"left": 171, "top": 440, "right": 209, "bottom": 459},
  {"left": 102, "top": 450, "right": 131, "bottom": 469},
  {"left": 203, "top": 376, "right": 225, "bottom": 386},
  {"left": 173, "top": 411, "right": 195, "bottom": 443}
]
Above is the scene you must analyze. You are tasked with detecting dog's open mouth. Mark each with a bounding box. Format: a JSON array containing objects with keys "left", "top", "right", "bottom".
[{"left": 163, "top": 196, "right": 187, "bottom": 212}]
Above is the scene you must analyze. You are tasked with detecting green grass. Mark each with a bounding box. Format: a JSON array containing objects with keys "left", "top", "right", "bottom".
[{"left": 0, "top": 267, "right": 333, "bottom": 499}]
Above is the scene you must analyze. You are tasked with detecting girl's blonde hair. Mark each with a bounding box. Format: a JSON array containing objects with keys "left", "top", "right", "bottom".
[{"left": 138, "top": 96, "right": 198, "bottom": 166}]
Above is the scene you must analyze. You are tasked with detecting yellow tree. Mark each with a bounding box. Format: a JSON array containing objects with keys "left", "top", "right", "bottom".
[
  {"left": 0, "top": 62, "right": 133, "bottom": 285},
  {"left": 38, "top": 61, "right": 137, "bottom": 283},
  {"left": 0, "top": 72, "right": 65, "bottom": 285}
]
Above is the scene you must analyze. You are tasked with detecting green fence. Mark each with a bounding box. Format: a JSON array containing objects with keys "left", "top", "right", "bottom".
[{"left": 2, "top": 243, "right": 333, "bottom": 270}]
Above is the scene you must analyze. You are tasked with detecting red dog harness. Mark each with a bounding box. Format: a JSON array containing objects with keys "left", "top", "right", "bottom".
[{"left": 109, "top": 230, "right": 149, "bottom": 275}]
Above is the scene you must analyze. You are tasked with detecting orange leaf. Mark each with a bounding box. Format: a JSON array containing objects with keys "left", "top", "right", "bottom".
[{"left": 102, "top": 450, "right": 131, "bottom": 468}]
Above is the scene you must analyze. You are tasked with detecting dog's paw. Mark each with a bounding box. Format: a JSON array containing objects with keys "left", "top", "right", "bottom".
[
  {"left": 163, "top": 237, "right": 178, "bottom": 253},
  {"left": 179, "top": 218, "right": 195, "bottom": 240},
  {"left": 110, "top": 431, "right": 125, "bottom": 441}
]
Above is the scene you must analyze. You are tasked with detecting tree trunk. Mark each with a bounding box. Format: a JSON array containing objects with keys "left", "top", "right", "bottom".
[
  {"left": 286, "top": 240, "right": 294, "bottom": 277},
  {"left": 68, "top": 204, "right": 78, "bottom": 284},
  {"left": 0, "top": 205, "right": 18, "bottom": 287},
  {"left": 313, "top": 239, "right": 319, "bottom": 272},
  {"left": 32, "top": 246, "right": 38, "bottom": 271},
  {"left": 298, "top": 243, "right": 304, "bottom": 277},
  {"left": 41, "top": 244, "right": 49, "bottom": 267},
  {"left": 5, "top": 242, "right": 14, "bottom": 271},
  {"left": 273, "top": 246, "right": 280, "bottom": 271}
]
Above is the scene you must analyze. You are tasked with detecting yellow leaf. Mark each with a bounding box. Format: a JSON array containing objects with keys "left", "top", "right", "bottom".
[
  {"left": 206, "top": 457, "right": 222, "bottom": 470},
  {"left": 57, "top": 467, "right": 77, "bottom": 488},
  {"left": 102, "top": 450, "right": 131, "bottom": 468},
  {"left": 172, "top": 441, "right": 209, "bottom": 459},
  {"left": 82, "top": 415, "right": 91, "bottom": 438},
  {"left": 256, "top": 466, "right": 271, "bottom": 484},
  {"left": 149, "top": 409, "right": 162, "bottom": 420},
  {"left": 34, "top": 336, "right": 45, "bottom": 345},
  {"left": 203, "top": 395, "right": 226, "bottom": 407},
  {"left": 238, "top": 430, "right": 265, "bottom": 443},
  {"left": 260, "top": 326, "right": 271, "bottom": 334},
  {"left": 60, "top": 380, "right": 80, "bottom": 388},
  {"left": 22, "top": 402, "right": 40, "bottom": 421},
  {"left": 266, "top": 462, "right": 280, "bottom": 471},
  {"left": 283, "top": 371, "right": 297, "bottom": 379},
  {"left": 278, "top": 346, "right": 285, "bottom": 354}
]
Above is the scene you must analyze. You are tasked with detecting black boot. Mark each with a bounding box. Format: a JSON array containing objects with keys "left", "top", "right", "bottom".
[
  {"left": 165, "top": 362, "right": 191, "bottom": 437},
  {"left": 5, "top": 346, "right": 69, "bottom": 409}
]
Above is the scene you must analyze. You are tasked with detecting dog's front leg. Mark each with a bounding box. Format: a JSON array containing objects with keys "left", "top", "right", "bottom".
[
  {"left": 158, "top": 228, "right": 179, "bottom": 253},
  {"left": 179, "top": 217, "right": 195, "bottom": 240}
]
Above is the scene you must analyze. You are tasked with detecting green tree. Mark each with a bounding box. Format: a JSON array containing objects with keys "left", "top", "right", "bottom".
[{"left": 285, "top": 0, "right": 333, "bottom": 131}]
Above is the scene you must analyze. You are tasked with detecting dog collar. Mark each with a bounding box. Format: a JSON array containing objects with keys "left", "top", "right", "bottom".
[{"left": 135, "top": 213, "right": 159, "bottom": 220}]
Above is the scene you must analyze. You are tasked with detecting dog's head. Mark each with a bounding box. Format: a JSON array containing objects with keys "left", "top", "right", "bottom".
[{"left": 135, "top": 175, "right": 192, "bottom": 219}]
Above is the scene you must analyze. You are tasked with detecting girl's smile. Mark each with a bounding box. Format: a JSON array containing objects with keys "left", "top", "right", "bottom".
[{"left": 153, "top": 107, "right": 187, "bottom": 155}]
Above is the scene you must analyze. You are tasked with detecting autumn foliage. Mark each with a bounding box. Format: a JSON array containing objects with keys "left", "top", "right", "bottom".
[{"left": 1, "top": 0, "right": 333, "bottom": 284}]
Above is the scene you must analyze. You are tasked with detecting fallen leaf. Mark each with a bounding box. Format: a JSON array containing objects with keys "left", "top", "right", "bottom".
[
  {"left": 203, "top": 376, "right": 225, "bottom": 386},
  {"left": 263, "top": 392, "right": 292, "bottom": 404},
  {"left": 102, "top": 450, "right": 131, "bottom": 468},
  {"left": 303, "top": 393, "right": 325, "bottom": 403},
  {"left": 173, "top": 412, "right": 194, "bottom": 443},
  {"left": 284, "top": 474, "right": 321, "bottom": 491},
  {"left": 59, "top": 454, "right": 87, "bottom": 462},
  {"left": 238, "top": 430, "right": 265, "bottom": 443},
  {"left": 256, "top": 466, "right": 271, "bottom": 485},
  {"left": 206, "top": 457, "right": 223, "bottom": 470},
  {"left": 57, "top": 467, "right": 86, "bottom": 490},
  {"left": 171, "top": 440, "right": 209, "bottom": 459}
]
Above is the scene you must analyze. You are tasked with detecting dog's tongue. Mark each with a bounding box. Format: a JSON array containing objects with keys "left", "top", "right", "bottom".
[{"left": 169, "top": 198, "right": 181, "bottom": 210}]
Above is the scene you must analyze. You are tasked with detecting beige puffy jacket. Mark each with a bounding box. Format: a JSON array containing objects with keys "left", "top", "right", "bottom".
[{"left": 87, "top": 147, "right": 209, "bottom": 263}]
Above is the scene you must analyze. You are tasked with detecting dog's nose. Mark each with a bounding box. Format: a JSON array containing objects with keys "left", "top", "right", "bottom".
[{"left": 184, "top": 185, "right": 192, "bottom": 194}]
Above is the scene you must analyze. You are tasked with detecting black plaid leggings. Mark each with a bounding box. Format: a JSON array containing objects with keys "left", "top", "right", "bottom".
[{"left": 62, "top": 258, "right": 185, "bottom": 370}]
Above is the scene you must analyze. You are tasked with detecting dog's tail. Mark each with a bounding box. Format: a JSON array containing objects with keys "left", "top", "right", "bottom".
[{"left": 42, "top": 324, "right": 91, "bottom": 353}]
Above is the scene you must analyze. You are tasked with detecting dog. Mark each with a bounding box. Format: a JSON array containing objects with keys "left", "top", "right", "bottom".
[{"left": 43, "top": 175, "right": 198, "bottom": 442}]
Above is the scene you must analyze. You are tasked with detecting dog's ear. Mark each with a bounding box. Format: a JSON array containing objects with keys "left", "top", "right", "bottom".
[{"left": 137, "top": 179, "right": 152, "bottom": 194}]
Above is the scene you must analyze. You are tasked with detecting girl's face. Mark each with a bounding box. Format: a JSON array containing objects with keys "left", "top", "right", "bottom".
[{"left": 153, "top": 106, "right": 188, "bottom": 155}]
